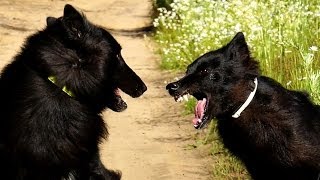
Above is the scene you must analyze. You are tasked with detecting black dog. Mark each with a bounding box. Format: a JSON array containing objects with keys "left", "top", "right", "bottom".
[
  {"left": 0, "top": 4, "right": 146, "bottom": 180},
  {"left": 166, "top": 32, "right": 320, "bottom": 180}
]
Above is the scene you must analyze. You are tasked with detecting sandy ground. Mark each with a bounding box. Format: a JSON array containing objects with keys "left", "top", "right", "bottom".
[{"left": 0, "top": 0, "right": 212, "bottom": 179}]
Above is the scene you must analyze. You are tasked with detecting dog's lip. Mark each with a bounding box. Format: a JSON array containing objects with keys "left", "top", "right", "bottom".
[
  {"left": 195, "top": 113, "right": 211, "bottom": 129},
  {"left": 115, "top": 88, "right": 121, "bottom": 96},
  {"left": 113, "top": 88, "right": 128, "bottom": 111}
]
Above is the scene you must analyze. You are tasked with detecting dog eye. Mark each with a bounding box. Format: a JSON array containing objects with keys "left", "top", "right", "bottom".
[{"left": 200, "top": 69, "right": 209, "bottom": 74}]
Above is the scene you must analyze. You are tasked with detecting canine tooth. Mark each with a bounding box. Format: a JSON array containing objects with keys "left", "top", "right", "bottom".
[{"left": 183, "top": 94, "right": 189, "bottom": 101}]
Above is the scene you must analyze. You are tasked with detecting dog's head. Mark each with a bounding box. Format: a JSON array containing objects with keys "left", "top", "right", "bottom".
[
  {"left": 166, "top": 32, "right": 259, "bottom": 129},
  {"left": 29, "top": 4, "right": 146, "bottom": 112}
]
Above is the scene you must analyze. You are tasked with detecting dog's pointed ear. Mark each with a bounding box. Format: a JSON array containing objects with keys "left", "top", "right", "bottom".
[
  {"left": 62, "top": 4, "right": 85, "bottom": 36},
  {"left": 226, "top": 32, "right": 250, "bottom": 62},
  {"left": 64, "top": 4, "right": 82, "bottom": 20},
  {"left": 46, "top": 17, "right": 57, "bottom": 26}
]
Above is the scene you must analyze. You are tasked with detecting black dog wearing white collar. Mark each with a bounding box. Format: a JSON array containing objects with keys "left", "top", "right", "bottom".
[{"left": 166, "top": 32, "right": 320, "bottom": 180}]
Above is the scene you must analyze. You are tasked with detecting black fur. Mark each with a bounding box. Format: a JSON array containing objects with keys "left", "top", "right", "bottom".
[
  {"left": 166, "top": 32, "right": 320, "bottom": 180},
  {"left": 0, "top": 4, "right": 146, "bottom": 180}
]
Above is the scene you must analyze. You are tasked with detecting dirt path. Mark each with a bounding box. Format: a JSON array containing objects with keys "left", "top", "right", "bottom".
[{"left": 0, "top": 0, "right": 212, "bottom": 179}]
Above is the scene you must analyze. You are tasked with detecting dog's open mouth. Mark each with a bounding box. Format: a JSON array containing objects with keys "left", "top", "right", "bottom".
[
  {"left": 192, "top": 92, "right": 211, "bottom": 129},
  {"left": 114, "top": 88, "right": 126, "bottom": 106},
  {"left": 193, "top": 97, "right": 207, "bottom": 128},
  {"left": 110, "top": 88, "right": 127, "bottom": 112},
  {"left": 174, "top": 92, "right": 211, "bottom": 129}
]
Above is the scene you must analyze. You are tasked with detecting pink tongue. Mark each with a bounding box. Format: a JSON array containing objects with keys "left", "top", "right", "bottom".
[{"left": 193, "top": 98, "right": 207, "bottom": 126}]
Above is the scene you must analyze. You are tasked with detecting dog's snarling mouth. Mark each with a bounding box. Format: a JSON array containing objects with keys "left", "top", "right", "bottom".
[
  {"left": 192, "top": 92, "right": 210, "bottom": 129},
  {"left": 193, "top": 97, "right": 207, "bottom": 128},
  {"left": 173, "top": 91, "right": 211, "bottom": 129}
]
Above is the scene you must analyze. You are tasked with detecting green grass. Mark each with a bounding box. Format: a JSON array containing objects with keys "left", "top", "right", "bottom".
[
  {"left": 153, "top": 0, "right": 320, "bottom": 102},
  {"left": 152, "top": 0, "right": 320, "bottom": 179}
]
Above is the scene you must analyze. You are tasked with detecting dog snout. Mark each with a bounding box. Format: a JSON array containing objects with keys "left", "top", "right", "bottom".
[
  {"left": 136, "top": 82, "right": 147, "bottom": 97},
  {"left": 166, "top": 82, "right": 180, "bottom": 95},
  {"left": 166, "top": 82, "right": 179, "bottom": 90}
]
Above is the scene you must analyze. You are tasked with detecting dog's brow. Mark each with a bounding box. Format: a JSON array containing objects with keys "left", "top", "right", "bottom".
[
  {"left": 186, "top": 64, "right": 196, "bottom": 74},
  {"left": 186, "top": 64, "right": 192, "bottom": 73},
  {"left": 198, "top": 62, "right": 209, "bottom": 69}
]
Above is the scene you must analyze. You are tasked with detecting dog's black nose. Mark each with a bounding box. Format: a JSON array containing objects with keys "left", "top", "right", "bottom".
[{"left": 166, "top": 82, "right": 179, "bottom": 91}]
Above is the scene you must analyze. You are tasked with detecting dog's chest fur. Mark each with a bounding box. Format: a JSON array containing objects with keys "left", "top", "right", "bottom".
[{"left": 217, "top": 76, "right": 320, "bottom": 179}]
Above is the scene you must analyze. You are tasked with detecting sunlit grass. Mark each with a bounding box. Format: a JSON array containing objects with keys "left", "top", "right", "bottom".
[
  {"left": 154, "top": 0, "right": 320, "bottom": 102},
  {"left": 153, "top": 0, "right": 320, "bottom": 179}
]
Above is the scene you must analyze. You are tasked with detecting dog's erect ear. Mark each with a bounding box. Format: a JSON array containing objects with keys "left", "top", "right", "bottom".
[
  {"left": 226, "top": 32, "right": 250, "bottom": 62},
  {"left": 46, "top": 17, "right": 57, "bottom": 26},
  {"left": 63, "top": 4, "right": 85, "bottom": 31},
  {"left": 64, "top": 4, "right": 82, "bottom": 20}
]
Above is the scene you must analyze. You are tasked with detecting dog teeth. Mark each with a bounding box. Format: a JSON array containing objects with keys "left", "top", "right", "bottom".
[
  {"left": 175, "top": 94, "right": 191, "bottom": 102},
  {"left": 183, "top": 94, "right": 189, "bottom": 101}
]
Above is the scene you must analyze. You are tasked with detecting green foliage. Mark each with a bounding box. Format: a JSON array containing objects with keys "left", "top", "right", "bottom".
[
  {"left": 153, "top": 0, "right": 320, "bottom": 102},
  {"left": 153, "top": 0, "right": 320, "bottom": 179},
  {"left": 183, "top": 97, "right": 196, "bottom": 115}
]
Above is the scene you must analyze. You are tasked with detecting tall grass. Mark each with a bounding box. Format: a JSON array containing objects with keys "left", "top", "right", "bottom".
[
  {"left": 154, "top": 0, "right": 320, "bottom": 101},
  {"left": 153, "top": 0, "right": 320, "bottom": 179}
]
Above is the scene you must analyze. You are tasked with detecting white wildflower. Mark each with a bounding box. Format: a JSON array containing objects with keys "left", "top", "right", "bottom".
[
  {"left": 234, "top": 23, "right": 242, "bottom": 32},
  {"left": 309, "top": 46, "right": 318, "bottom": 52}
]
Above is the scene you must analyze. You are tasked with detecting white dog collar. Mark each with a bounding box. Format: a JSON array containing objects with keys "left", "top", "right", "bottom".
[{"left": 232, "top": 78, "right": 258, "bottom": 118}]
